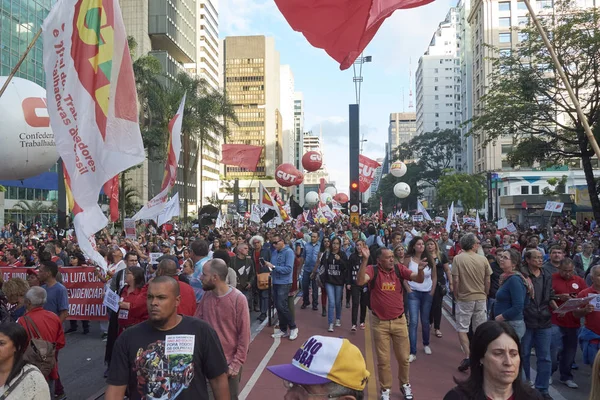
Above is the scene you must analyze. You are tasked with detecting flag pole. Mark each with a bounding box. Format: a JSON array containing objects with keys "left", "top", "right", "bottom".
[
  {"left": 521, "top": 0, "right": 600, "bottom": 161},
  {"left": 0, "top": 28, "right": 42, "bottom": 99}
]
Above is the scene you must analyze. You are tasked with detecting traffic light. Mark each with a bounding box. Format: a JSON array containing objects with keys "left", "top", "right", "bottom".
[{"left": 350, "top": 180, "right": 360, "bottom": 204}]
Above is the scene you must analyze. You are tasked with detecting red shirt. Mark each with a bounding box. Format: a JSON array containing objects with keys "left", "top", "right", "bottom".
[
  {"left": 18, "top": 307, "right": 65, "bottom": 380},
  {"left": 366, "top": 264, "right": 412, "bottom": 320},
  {"left": 140, "top": 276, "right": 197, "bottom": 317},
  {"left": 578, "top": 287, "right": 600, "bottom": 334},
  {"left": 552, "top": 273, "right": 586, "bottom": 328},
  {"left": 448, "top": 244, "right": 462, "bottom": 260},
  {"left": 118, "top": 287, "right": 148, "bottom": 329}
]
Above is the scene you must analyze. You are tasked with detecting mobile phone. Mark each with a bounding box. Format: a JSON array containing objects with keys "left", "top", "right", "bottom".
[{"left": 259, "top": 257, "right": 266, "bottom": 267}]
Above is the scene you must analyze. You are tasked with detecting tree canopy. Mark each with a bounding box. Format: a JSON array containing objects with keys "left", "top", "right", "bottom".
[
  {"left": 468, "top": 0, "right": 600, "bottom": 219},
  {"left": 436, "top": 173, "right": 486, "bottom": 213}
]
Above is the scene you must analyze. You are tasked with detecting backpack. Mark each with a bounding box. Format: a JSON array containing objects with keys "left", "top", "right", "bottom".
[
  {"left": 22, "top": 316, "right": 56, "bottom": 377},
  {"left": 368, "top": 264, "right": 404, "bottom": 310}
]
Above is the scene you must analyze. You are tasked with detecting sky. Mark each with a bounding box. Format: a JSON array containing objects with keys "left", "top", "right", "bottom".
[{"left": 219, "top": 0, "right": 458, "bottom": 192}]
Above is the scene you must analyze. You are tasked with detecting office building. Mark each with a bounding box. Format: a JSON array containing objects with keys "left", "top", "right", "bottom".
[
  {"left": 388, "top": 112, "right": 417, "bottom": 165},
  {"left": 415, "top": 7, "right": 462, "bottom": 170},
  {"left": 303, "top": 131, "right": 329, "bottom": 186},
  {"left": 294, "top": 92, "right": 305, "bottom": 203},
  {"left": 280, "top": 65, "right": 295, "bottom": 166},
  {"left": 457, "top": 0, "right": 474, "bottom": 174}
]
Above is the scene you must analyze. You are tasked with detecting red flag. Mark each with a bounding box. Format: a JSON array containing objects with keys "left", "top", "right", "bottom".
[
  {"left": 358, "top": 155, "right": 381, "bottom": 193},
  {"left": 521, "top": 200, "right": 528, "bottom": 210},
  {"left": 103, "top": 175, "right": 120, "bottom": 222},
  {"left": 221, "top": 144, "right": 263, "bottom": 171},
  {"left": 274, "top": 0, "right": 434, "bottom": 70},
  {"left": 379, "top": 197, "right": 383, "bottom": 220}
]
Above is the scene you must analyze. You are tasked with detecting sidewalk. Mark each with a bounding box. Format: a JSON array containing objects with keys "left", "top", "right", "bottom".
[{"left": 239, "top": 300, "right": 466, "bottom": 400}]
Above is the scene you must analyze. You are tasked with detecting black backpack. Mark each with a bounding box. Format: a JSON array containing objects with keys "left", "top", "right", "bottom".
[{"left": 367, "top": 264, "right": 404, "bottom": 309}]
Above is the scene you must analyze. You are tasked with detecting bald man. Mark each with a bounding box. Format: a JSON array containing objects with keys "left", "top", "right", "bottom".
[
  {"left": 106, "top": 277, "right": 230, "bottom": 400},
  {"left": 155, "top": 258, "right": 196, "bottom": 316}
]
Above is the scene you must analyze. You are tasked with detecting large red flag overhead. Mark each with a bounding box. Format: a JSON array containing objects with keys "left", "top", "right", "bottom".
[
  {"left": 358, "top": 154, "right": 381, "bottom": 193},
  {"left": 221, "top": 144, "right": 263, "bottom": 171},
  {"left": 274, "top": 0, "right": 435, "bottom": 70}
]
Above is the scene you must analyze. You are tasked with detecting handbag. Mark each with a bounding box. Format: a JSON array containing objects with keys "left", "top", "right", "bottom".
[
  {"left": 22, "top": 316, "right": 56, "bottom": 377},
  {"left": 257, "top": 272, "right": 271, "bottom": 290},
  {"left": 437, "top": 282, "right": 448, "bottom": 297}
]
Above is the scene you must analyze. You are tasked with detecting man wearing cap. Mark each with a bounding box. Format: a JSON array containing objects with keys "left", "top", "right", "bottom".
[
  {"left": 356, "top": 246, "right": 426, "bottom": 400},
  {"left": 268, "top": 335, "right": 369, "bottom": 400}
]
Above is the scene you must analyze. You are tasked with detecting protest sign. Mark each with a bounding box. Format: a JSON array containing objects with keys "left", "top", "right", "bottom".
[
  {"left": 0, "top": 267, "right": 108, "bottom": 321},
  {"left": 150, "top": 253, "right": 162, "bottom": 265},
  {"left": 103, "top": 289, "right": 120, "bottom": 313},
  {"left": 412, "top": 215, "right": 424, "bottom": 222},
  {"left": 124, "top": 218, "right": 136, "bottom": 240},
  {"left": 553, "top": 296, "right": 593, "bottom": 315}
]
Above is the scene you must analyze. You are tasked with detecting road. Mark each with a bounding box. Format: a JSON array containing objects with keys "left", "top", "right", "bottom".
[{"left": 58, "top": 297, "right": 592, "bottom": 400}]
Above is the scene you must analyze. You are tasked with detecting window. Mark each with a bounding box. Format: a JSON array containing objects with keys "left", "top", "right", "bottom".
[
  {"left": 518, "top": 16, "right": 529, "bottom": 26},
  {"left": 434, "top": 68, "right": 439, "bottom": 73},
  {"left": 499, "top": 49, "right": 512, "bottom": 57},
  {"left": 518, "top": 32, "right": 528, "bottom": 42},
  {"left": 499, "top": 2, "right": 511, "bottom": 11},
  {"left": 517, "top": 1, "right": 528, "bottom": 10},
  {"left": 531, "top": 186, "right": 540, "bottom": 194},
  {"left": 435, "top": 113, "right": 439, "bottom": 117},
  {"left": 537, "top": 0, "right": 553, "bottom": 8},
  {"left": 521, "top": 186, "right": 529, "bottom": 195},
  {"left": 434, "top": 86, "right": 438, "bottom": 91},
  {"left": 499, "top": 33, "right": 511, "bottom": 43},
  {"left": 435, "top": 122, "right": 439, "bottom": 127},
  {"left": 499, "top": 17, "right": 511, "bottom": 27},
  {"left": 435, "top": 95, "right": 439, "bottom": 100},
  {"left": 503, "top": 187, "right": 508, "bottom": 196}
]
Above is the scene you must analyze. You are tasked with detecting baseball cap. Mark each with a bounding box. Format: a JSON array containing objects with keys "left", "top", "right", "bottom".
[{"left": 267, "top": 335, "right": 369, "bottom": 391}]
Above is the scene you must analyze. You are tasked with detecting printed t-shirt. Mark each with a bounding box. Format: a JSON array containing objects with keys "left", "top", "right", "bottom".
[
  {"left": 107, "top": 316, "right": 228, "bottom": 400},
  {"left": 578, "top": 287, "right": 600, "bottom": 334},
  {"left": 365, "top": 264, "right": 412, "bottom": 320}
]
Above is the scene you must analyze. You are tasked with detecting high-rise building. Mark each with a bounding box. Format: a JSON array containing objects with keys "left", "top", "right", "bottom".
[
  {"left": 415, "top": 8, "right": 462, "bottom": 170},
  {"left": 457, "top": 0, "right": 474, "bottom": 174},
  {"left": 221, "top": 36, "right": 284, "bottom": 203},
  {"left": 303, "top": 131, "right": 329, "bottom": 187},
  {"left": 280, "top": 65, "right": 295, "bottom": 166},
  {"left": 370, "top": 158, "right": 385, "bottom": 197},
  {"left": 388, "top": 112, "right": 417, "bottom": 164},
  {"left": 294, "top": 92, "right": 305, "bottom": 203}
]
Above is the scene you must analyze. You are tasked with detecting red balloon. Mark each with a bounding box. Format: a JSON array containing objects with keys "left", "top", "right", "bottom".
[
  {"left": 275, "top": 163, "right": 304, "bottom": 187},
  {"left": 302, "top": 151, "right": 323, "bottom": 172},
  {"left": 333, "top": 193, "right": 349, "bottom": 203}
]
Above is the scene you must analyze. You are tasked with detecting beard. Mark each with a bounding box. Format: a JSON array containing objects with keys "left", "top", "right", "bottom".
[{"left": 203, "top": 281, "right": 215, "bottom": 291}]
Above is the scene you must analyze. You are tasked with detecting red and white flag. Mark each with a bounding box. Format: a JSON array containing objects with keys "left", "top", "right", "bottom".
[
  {"left": 221, "top": 144, "right": 263, "bottom": 171},
  {"left": 358, "top": 155, "right": 380, "bottom": 193},
  {"left": 275, "top": 0, "right": 435, "bottom": 70},
  {"left": 103, "top": 175, "right": 120, "bottom": 223},
  {"left": 42, "top": 0, "right": 145, "bottom": 269},
  {"left": 134, "top": 94, "right": 186, "bottom": 220}
]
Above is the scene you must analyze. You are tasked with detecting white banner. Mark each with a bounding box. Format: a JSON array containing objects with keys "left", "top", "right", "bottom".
[
  {"left": 412, "top": 215, "right": 424, "bottom": 222},
  {"left": 544, "top": 201, "right": 564, "bottom": 213},
  {"left": 134, "top": 95, "right": 185, "bottom": 220},
  {"left": 124, "top": 218, "right": 136, "bottom": 240},
  {"left": 156, "top": 193, "right": 180, "bottom": 226},
  {"left": 43, "top": 0, "right": 145, "bottom": 269}
]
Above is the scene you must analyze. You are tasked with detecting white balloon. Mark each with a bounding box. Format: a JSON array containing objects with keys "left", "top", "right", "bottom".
[
  {"left": 324, "top": 186, "right": 337, "bottom": 196},
  {"left": 305, "top": 191, "right": 319, "bottom": 206},
  {"left": 320, "top": 192, "right": 332, "bottom": 204},
  {"left": 390, "top": 161, "right": 407, "bottom": 178},
  {"left": 393, "top": 182, "right": 411, "bottom": 199},
  {"left": 0, "top": 77, "right": 59, "bottom": 180}
]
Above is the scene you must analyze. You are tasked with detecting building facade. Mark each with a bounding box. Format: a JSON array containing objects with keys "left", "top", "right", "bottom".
[
  {"left": 293, "top": 92, "right": 305, "bottom": 203},
  {"left": 280, "top": 65, "right": 295, "bottom": 166},
  {"left": 457, "top": 0, "right": 474, "bottom": 174},
  {"left": 303, "top": 131, "right": 329, "bottom": 186},
  {"left": 388, "top": 112, "right": 416, "bottom": 164}
]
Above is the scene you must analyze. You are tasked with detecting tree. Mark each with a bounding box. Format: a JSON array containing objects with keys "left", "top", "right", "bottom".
[
  {"left": 468, "top": 1, "right": 600, "bottom": 220},
  {"left": 436, "top": 173, "right": 486, "bottom": 214},
  {"left": 543, "top": 175, "right": 568, "bottom": 196},
  {"left": 167, "top": 72, "right": 238, "bottom": 224},
  {"left": 128, "top": 37, "right": 169, "bottom": 162},
  {"left": 120, "top": 178, "right": 142, "bottom": 218},
  {"left": 396, "top": 129, "right": 461, "bottom": 186},
  {"left": 368, "top": 163, "right": 425, "bottom": 213},
  {"left": 11, "top": 200, "right": 55, "bottom": 223}
]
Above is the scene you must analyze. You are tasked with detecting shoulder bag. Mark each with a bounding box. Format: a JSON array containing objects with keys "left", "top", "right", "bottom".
[{"left": 22, "top": 316, "right": 56, "bottom": 377}]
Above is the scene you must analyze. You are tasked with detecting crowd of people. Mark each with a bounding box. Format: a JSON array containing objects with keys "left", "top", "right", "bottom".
[{"left": 0, "top": 214, "right": 599, "bottom": 399}]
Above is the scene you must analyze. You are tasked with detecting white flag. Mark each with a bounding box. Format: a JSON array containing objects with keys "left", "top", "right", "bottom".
[
  {"left": 134, "top": 94, "right": 186, "bottom": 220},
  {"left": 417, "top": 200, "right": 432, "bottom": 221},
  {"left": 215, "top": 211, "right": 225, "bottom": 228},
  {"left": 475, "top": 213, "right": 481, "bottom": 232},
  {"left": 43, "top": 0, "right": 145, "bottom": 269},
  {"left": 155, "top": 193, "right": 180, "bottom": 226},
  {"left": 445, "top": 202, "right": 454, "bottom": 233}
]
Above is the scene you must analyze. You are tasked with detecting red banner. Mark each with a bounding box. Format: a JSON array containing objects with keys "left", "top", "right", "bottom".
[
  {"left": 358, "top": 155, "right": 381, "bottom": 193},
  {"left": 221, "top": 144, "right": 263, "bottom": 171},
  {"left": 1, "top": 267, "right": 108, "bottom": 321}
]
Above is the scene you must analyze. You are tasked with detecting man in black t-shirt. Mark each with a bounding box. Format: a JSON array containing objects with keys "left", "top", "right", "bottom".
[{"left": 105, "top": 276, "right": 230, "bottom": 400}]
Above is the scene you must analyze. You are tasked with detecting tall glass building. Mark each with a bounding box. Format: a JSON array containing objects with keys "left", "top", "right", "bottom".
[{"left": 0, "top": 0, "right": 58, "bottom": 224}]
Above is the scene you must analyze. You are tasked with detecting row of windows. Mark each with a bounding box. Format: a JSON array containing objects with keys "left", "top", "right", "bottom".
[
  {"left": 228, "top": 93, "right": 265, "bottom": 102},
  {"left": 226, "top": 58, "right": 264, "bottom": 65},
  {"left": 226, "top": 166, "right": 266, "bottom": 173},
  {"left": 226, "top": 76, "right": 265, "bottom": 82},
  {"left": 226, "top": 67, "right": 264, "bottom": 74},
  {"left": 499, "top": 32, "right": 528, "bottom": 44},
  {"left": 4, "top": 187, "right": 58, "bottom": 201},
  {"left": 236, "top": 111, "right": 265, "bottom": 119},
  {"left": 499, "top": 0, "right": 553, "bottom": 11}
]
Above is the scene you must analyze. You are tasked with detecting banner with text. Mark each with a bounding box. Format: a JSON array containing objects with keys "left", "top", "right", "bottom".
[
  {"left": 1, "top": 267, "right": 108, "bottom": 321},
  {"left": 358, "top": 155, "right": 381, "bottom": 193}
]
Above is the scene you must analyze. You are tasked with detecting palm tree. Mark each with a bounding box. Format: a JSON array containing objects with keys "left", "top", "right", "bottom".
[
  {"left": 168, "top": 72, "right": 238, "bottom": 224},
  {"left": 11, "top": 200, "right": 55, "bottom": 223}
]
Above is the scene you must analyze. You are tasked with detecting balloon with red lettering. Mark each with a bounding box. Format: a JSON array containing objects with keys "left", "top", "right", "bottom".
[
  {"left": 0, "top": 77, "right": 59, "bottom": 180},
  {"left": 333, "top": 193, "right": 349, "bottom": 203},
  {"left": 390, "top": 161, "right": 407, "bottom": 178},
  {"left": 302, "top": 151, "right": 322, "bottom": 172},
  {"left": 394, "top": 182, "right": 411, "bottom": 199},
  {"left": 305, "top": 191, "right": 319, "bottom": 207},
  {"left": 275, "top": 163, "right": 304, "bottom": 187}
]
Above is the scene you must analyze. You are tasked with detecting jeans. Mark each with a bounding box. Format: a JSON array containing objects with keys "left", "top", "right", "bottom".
[
  {"left": 325, "top": 283, "right": 343, "bottom": 325},
  {"left": 273, "top": 284, "right": 296, "bottom": 332},
  {"left": 522, "top": 327, "right": 552, "bottom": 393},
  {"left": 407, "top": 290, "right": 433, "bottom": 355},
  {"left": 506, "top": 319, "right": 526, "bottom": 340},
  {"left": 350, "top": 285, "right": 368, "bottom": 326},
  {"left": 302, "top": 270, "right": 318, "bottom": 306},
  {"left": 258, "top": 289, "right": 269, "bottom": 314},
  {"left": 372, "top": 314, "right": 410, "bottom": 389},
  {"left": 550, "top": 325, "right": 579, "bottom": 381},
  {"left": 487, "top": 297, "right": 496, "bottom": 320}
]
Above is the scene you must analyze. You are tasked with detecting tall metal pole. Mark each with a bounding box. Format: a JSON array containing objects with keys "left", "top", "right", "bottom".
[
  {"left": 57, "top": 159, "right": 67, "bottom": 230},
  {"left": 349, "top": 104, "right": 360, "bottom": 225}
]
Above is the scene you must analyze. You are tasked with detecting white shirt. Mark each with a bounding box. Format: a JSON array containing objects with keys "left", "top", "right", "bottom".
[{"left": 407, "top": 259, "right": 433, "bottom": 292}]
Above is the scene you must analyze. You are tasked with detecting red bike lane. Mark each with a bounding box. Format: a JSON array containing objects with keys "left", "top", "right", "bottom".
[{"left": 239, "top": 300, "right": 467, "bottom": 400}]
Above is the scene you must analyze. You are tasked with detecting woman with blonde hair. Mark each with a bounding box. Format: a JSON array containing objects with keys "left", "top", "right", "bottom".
[{"left": 2, "top": 278, "right": 29, "bottom": 321}]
